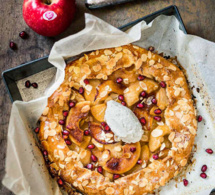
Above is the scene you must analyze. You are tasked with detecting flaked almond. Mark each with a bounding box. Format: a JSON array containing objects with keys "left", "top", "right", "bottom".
[
  {"left": 151, "top": 129, "right": 163, "bottom": 137},
  {"left": 141, "top": 54, "right": 147, "bottom": 62},
  {"left": 174, "top": 88, "right": 181, "bottom": 96},
  {"left": 174, "top": 137, "right": 182, "bottom": 143},
  {"left": 82, "top": 180, "right": 89, "bottom": 186},
  {"left": 149, "top": 59, "right": 155, "bottom": 66},
  {"left": 74, "top": 67, "right": 80, "bottom": 74},
  {"left": 148, "top": 51, "right": 152, "bottom": 59},
  {"left": 106, "top": 58, "right": 116, "bottom": 69},
  {"left": 163, "top": 75, "right": 170, "bottom": 81},
  {"left": 50, "top": 122, "right": 57, "bottom": 129},
  {"left": 81, "top": 105, "right": 90, "bottom": 113},
  {"left": 139, "top": 82, "right": 147, "bottom": 90},
  {"left": 175, "top": 77, "right": 184, "bottom": 85},
  {"left": 141, "top": 135, "right": 148, "bottom": 142},
  {"left": 168, "top": 132, "right": 175, "bottom": 141},
  {"left": 95, "top": 50, "right": 99, "bottom": 55},
  {"left": 167, "top": 65, "right": 176, "bottom": 71},
  {"left": 123, "top": 48, "right": 132, "bottom": 54},
  {"left": 114, "top": 146, "right": 122, "bottom": 152},
  {"left": 180, "top": 159, "right": 187, "bottom": 166},
  {"left": 104, "top": 49, "right": 112, "bottom": 55},
  {"left": 115, "top": 52, "right": 123, "bottom": 61},
  {"left": 115, "top": 47, "right": 122, "bottom": 52},
  {"left": 135, "top": 58, "right": 142, "bottom": 69},
  {"left": 93, "top": 64, "right": 102, "bottom": 72},
  {"left": 59, "top": 150, "right": 65, "bottom": 161},
  {"left": 105, "top": 187, "right": 115, "bottom": 194}
]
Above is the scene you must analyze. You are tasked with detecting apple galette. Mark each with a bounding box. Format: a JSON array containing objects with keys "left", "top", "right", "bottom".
[{"left": 38, "top": 44, "right": 197, "bottom": 195}]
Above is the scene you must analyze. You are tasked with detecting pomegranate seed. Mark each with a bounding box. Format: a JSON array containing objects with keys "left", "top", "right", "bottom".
[
  {"left": 65, "top": 140, "right": 72, "bottom": 145},
  {"left": 138, "top": 75, "right": 145, "bottom": 81},
  {"left": 205, "top": 148, "right": 213, "bottom": 154},
  {"left": 104, "top": 125, "right": 110, "bottom": 131},
  {"left": 79, "top": 87, "right": 84, "bottom": 94},
  {"left": 57, "top": 178, "right": 63, "bottom": 186},
  {"left": 154, "top": 109, "right": 162, "bottom": 114},
  {"left": 153, "top": 154, "right": 159, "bottom": 160},
  {"left": 62, "top": 135, "right": 68, "bottom": 139},
  {"left": 140, "top": 117, "right": 146, "bottom": 125},
  {"left": 34, "top": 127, "right": 40, "bottom": 133},
  {"left": 62, "top": 130, "right": 69, "bottom": 135},
  {"left": 201, "top": 165, "right": 207, "bottom": 172},
  {"left": 86, "top": 163, "right": 93, "bottom": 170},
  {"left": 69, "top": 101, "right": 76, "bottom": 108},
  {"left": 151, "top": 98, "right": 157, "bottom": 104},
  {"left": 63, "top": 111, "right": 69, "bottom": 117},
  {"left": 116, "top": 77, "right": 123, "bottom": 84},
  {"left": 154, "top": 116, "right": 162, "bottom": 122},
  {"left": 118, "top": 95, "right": 124, "bottom": 101},
  {"left": 19, "top": 31, "right": 28, "bottom": 39},
  {"left": 84, "top": 79, "right": 89, "bottom": 85},
  {"left": 9, "top": 41, "right": 17, "bottom": 50},
  {"left": 59, "top": 120, "right": 65, "bottom": 125},
  {"left": 130, "top": 147, "right": 136, "bottom": 153},
  {"left": 148, "top": 46, "right": 155, "bottom": 52},
  {"left": 25, "top": 80, "right": 31, "bottom": 88},
  {"left": 160, "top": 81, "right": 166, "bottom": 88},
  {"left": 137, "top": 103, "right": 144, "bottom": 108},
  {"left": 87, "top": 144, "right": 95, "bottom": 149},
  {"left": 121, "top": 101, "right": 126, "bottom": 106},
  {"left": 97, "top": 166, "right": 103, "bottom": 174},
  {"left": 137, "top": 159, "right": 143, "bottom": 164},
  {"left": 84, "top": 130, "right": 90, "bottom": 136},
  {"left": 140, "top": 91, "right": 147, "bottom": 98},
  {"left": 113, "top": 174, "right": 121, "bottom": 180},
  {"left": 197, "top": 115, "right": 203, "bottom": 122},
  {"left": 32, "top": 82, "right": 38, "bottom": 88},
  {"left": 43, "top": 150, "right": 48, "bottom": 156},
  {"left": 200, "top": 172, "right": 207, "bottom": 179},
  {"left": 91, "top": 154, "right": 98, "bottom": 162},
  {"left": 101, "top": 122, "right": 107, "bottom": 127},
  {"left": 183, "top": 179, "right": 188, "bottom": 186}
]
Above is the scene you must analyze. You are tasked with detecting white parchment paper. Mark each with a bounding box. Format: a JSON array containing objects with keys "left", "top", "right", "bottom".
[{"left": 2, "top": 14, "right": 215, "bottom": 195}]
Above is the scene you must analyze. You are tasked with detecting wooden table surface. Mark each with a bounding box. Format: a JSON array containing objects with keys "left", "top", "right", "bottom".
[{"left": 1, "top": 0, "right": 215, "bottom": 194}]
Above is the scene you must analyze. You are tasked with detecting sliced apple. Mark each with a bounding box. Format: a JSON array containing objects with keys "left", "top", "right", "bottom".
[
  {"left": 124, "top": 79, "right": 159, "bottom": 107},
  {"left": 79, "top": 149, "right": 91, "bottom": 166},
  {"left": 140, "top": 145, "right": 150, "bottom": 163},
  {"left": 133, "top": 107, "right": 157, "bottom": 131},
  {"left": 95, "top": 80, "right": 124, "bottom": 104},
  {"left": 66, "top": 101, "right": 90, "bottom": 146},
  {"left": 91, "top": 104, "right": 107, "bottom": 122},
  {"left": 149, "top": 125, "right": 171, "bottom": 152},
  {"left": 92, "top": 138, "right": 104, "bottom": 151},
  {"left": 89, "top": 122, "right": 115, "bottom": 144},
  {"left": 103, "top": 142, "right": 141, "bottom": 174},
  {"left": 156, "top": 88, "right": 169, "bottom": 110},
  {"left": 110, "top": 68, "right": 137, "bottom": 84},
  {"left": 84, "top": 79, "right": 100, "bottom": 103}
]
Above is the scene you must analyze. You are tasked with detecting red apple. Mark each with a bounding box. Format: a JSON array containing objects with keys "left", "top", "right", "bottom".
[{"left": 23, "top": 0, "right": 76, "bottom": 37}]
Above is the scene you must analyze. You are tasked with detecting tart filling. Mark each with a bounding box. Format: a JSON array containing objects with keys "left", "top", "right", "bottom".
[{"left": 38, "top": 44, "right": 197, "bottom": 195}]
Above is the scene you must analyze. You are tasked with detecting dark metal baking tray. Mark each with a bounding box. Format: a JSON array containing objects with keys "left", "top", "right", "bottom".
[
  {"left": 85, "top": 0, "right": 134, "bottom": 9},
  {"left": 2, "top": 5, "right": 187, "bottom": 102}
]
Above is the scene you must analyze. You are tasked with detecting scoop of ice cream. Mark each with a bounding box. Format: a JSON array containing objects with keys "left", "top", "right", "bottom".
[{"left": 104, "top": 100, "right": 143, "bottom": 143}]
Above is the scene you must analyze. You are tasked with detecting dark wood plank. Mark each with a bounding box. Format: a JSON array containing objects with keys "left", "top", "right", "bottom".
[{"left": 0, "top": 0, "right": 215, "bottom": 194}]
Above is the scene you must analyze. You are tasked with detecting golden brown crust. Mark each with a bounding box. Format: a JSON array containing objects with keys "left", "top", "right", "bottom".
[{"left": 39, "top": 44, "right": 197, "bottom": 195}]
